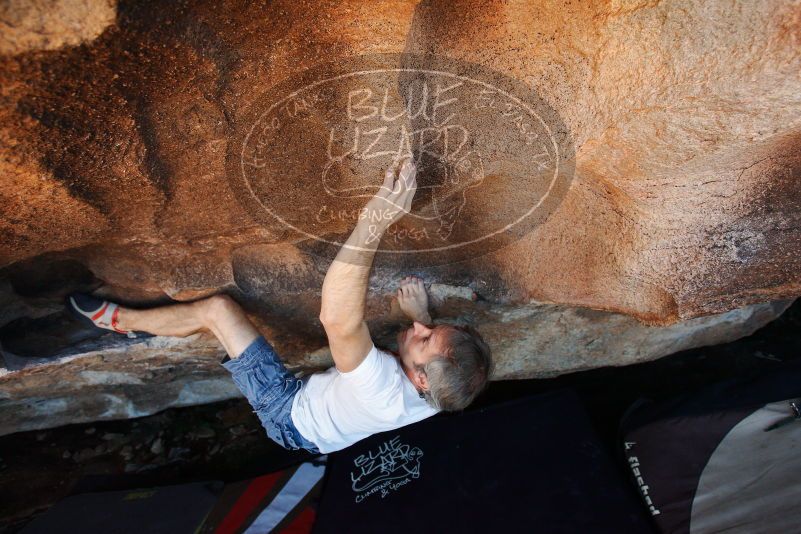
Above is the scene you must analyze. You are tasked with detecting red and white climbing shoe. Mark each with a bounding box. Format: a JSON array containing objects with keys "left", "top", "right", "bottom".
[{"left": 66, "top": 293, "right": 139, "bottom": 338}]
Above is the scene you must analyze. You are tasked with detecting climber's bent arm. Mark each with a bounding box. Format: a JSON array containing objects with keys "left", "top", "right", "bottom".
[
  {"left": 319, "top": 158, "right": 417, "bottom": 373},
  {"left": 319, "top": 220, "right": 383, "bottom": 373}
]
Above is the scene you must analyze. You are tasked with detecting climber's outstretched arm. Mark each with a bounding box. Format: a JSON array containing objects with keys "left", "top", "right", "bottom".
[{"left": 319, "top": 158, "right": 417, "bottom": 372}]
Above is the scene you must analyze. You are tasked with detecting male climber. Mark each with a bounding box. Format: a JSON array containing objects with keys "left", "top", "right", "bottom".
[{"left": 67, "top": 158, "right": 492, "bottom": 454}]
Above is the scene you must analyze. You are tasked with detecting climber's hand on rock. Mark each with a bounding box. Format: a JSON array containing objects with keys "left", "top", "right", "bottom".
[
  {"left": 397, "top": 275, "right": 432, "bottom": 324},
  {"left": 360, "top": 158, "right": 417, "bottom": 233}
]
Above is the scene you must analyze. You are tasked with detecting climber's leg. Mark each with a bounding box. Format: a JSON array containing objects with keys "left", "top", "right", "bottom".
[
  {"left": 116, "top": 294, "right": 260, "bottom": 359},
  {"left": 69, "top": 292, "right": 316, "bottom": 451},
  {"left": 70, "top": 292, "right": 259, "bottom": 359}
]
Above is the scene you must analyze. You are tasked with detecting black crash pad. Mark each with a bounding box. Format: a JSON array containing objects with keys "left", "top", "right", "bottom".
[{"left": 314, "top": 389, "right": 654, "bottom": 533}]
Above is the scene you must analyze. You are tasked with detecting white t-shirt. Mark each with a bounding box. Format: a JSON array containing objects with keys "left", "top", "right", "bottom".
[{"left": 290, "top": 342, "right": 440, "bottom": 453}]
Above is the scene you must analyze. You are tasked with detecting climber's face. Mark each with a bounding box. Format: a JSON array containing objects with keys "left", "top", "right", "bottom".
[{"left": 396, "top": 321, "right": 448, "bottom": 391}]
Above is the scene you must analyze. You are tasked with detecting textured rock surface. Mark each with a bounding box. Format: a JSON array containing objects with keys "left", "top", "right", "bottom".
[
  {"left": 0, "top": 0, "right": 799, "bottom": 321},
  {"left": 0, "top": 0, "right": 116, "bottom": 55},
  {"left": 0, "top": 1, "right": 799, "bottom": 431},
  {"left": 0, "top": 295, "right": 793, "bottom": 436}
]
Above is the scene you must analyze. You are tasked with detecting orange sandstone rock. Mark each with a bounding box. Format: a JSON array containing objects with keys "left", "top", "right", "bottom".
[{"left": 0, "top": 0, "right": 797, "bottom": 324}]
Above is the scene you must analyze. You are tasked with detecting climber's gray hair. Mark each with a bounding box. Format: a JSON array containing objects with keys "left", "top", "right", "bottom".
[{"left": 415, "top": 324, "right": 493, "bottom": 411}]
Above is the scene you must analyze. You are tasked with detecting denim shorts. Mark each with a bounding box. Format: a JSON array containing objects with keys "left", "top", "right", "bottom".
[{"left": 222, "top": 336, "right": 320, "bottom": 454}]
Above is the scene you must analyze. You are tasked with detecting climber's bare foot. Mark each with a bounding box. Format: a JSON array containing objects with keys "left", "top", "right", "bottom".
[{"left": 397, "top": 276, "right": 432, "bottom": 324}]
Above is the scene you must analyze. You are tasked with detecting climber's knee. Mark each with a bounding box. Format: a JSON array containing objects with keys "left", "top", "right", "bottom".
[{"left": 201, "top": 294, "right": 243, "bottom": 328}]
